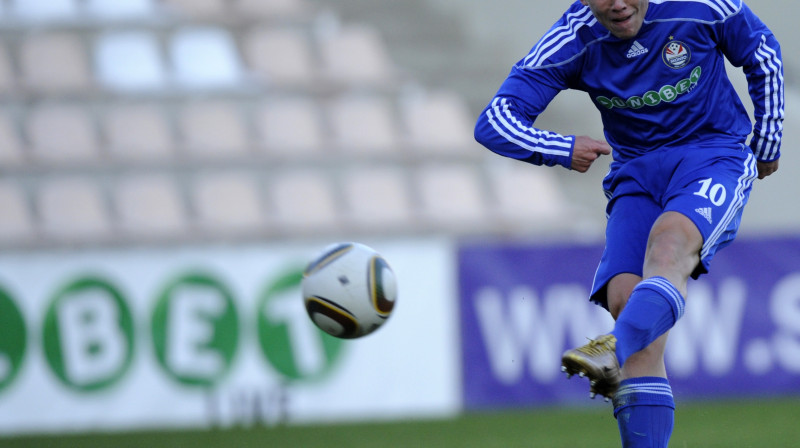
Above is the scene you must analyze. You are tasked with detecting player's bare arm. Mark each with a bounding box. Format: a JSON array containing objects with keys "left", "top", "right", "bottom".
[{"left": 571, "top": 136, "right": 612, "bottom": 173}]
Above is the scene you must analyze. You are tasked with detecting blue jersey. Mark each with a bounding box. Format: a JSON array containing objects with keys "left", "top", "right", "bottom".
[{"left": 474, "top": 0, "right": 784, "bottom": 170}]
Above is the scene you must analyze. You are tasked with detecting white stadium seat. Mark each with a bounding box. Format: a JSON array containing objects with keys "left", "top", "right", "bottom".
[
  {"left": 328, "top": 94, "right": 399, "bottom": 156},
  {"left": 234, "top": 0, "right": 311, "bottom": 19},
  {"left": 19, "top": 33, "right": 92, "bottom": 92},
  {"left": 37, "top": 178, "right": 111, "bottom": 241},
  {"left": 0, "top": 182, "right": 35, "bottom": 243},
  {"left": 269, "top": 170, "right": 339, "bottom": 233},
  {"left": 243, "top": 28, "right": 315, "bottom": 87},
  {"left": 10, "top": 0, "right": 78, "bottom": 21},
  {"left": 256, "top": 96, "right": 325, "bottom": 158},
  {"left": 319, "top": 25, "right": 394, "bottom": 86},
  {"left": 0, "top": 44, "right": 16, "bottom": 94},
  {"left": 170, "top": 27, "right": 243, "bottom": 89},
  {"left": 95, "top": 32, "right": 166, "bottom": 91},
  {"left": 0, "top": 113, "right": 25, "bottom": 166},
  {"left": 192, "top": 173, "right": 266, "bottom": 233},
  {"left": 85, "top": 0, "right": 156, "bottom": 20},
  {"left": 161, "top": 0, "right": 225, "bottom": 18},
  {"left": 104, "top": 104, "right": 175, "bottom": 162},
  {"left": 414, "top": 164, "right": 488, "bottom": 229},
  {"left": 178, "top": 101, "right": 249, "bottom": 158},
  {"left": 26, "top": 104, "right": 99, "bottom": 165},
  {"left": 401, "top": 90, "right": 474, "bottom": 153},
  {"left": 341, "top": 167, "right": 413, "bottom": 230},
  {"left": 114, "top": 175, "right": 187, "bottom": 238},
  {"left": 487, "top": 161, "right": 570, "bottom": 227}
]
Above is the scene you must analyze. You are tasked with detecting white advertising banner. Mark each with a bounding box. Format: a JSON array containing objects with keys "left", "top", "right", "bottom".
[{"left": 0, "top": 239, "right": 460, "bottom": 435}]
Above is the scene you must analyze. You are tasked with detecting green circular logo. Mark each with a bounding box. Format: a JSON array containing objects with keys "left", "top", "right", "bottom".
[
  {"left": 596, "top": 96, "right": 613, "bottom": 109},
  {"left": 626, "top": 96, "right": 645, "bottom": 109},
  {"left": 643, "top": 91, "right": 661, "bottom": 106},
  {"left": 43, "top": 277, "right": 135, "bottom": 392},
  {"left": 690, "top": 66, "right": 702, "bottom": 84},
  {"left": 0, "top": 287, "right": 26, "bottom": 393},
  {"left": 256, "top": 268, "right": 345, "bottom": 382},
  {"left": 151, "top": 272, "right": 239, "bottom": 387},
  {"left": 659, "top": 85, "right": 678, "bottom": 102}
]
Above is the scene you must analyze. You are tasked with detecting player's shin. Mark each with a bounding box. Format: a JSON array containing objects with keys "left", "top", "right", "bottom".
[{"left": 611, "top": 276, "right": 685, "bottom": 367}]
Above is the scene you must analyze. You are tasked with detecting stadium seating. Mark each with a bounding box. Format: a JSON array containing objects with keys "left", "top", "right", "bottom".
[
  {"left": 0, "top": 112, "right": 25, "bottom": 166},
  {"left": 256, "top": 95, "right": 325, "bottom": 158},
  {"left": 0, "top": 44, "right": 15, "bottom": 94},
  {"left": 414, "top": 164, "right": 490, "bottom": 231},
  {"left": 95, "top": 31, "right": 167, "bottom": 91},
  {"left": 318, "top": 24, "right": 396, "bottom": 87},
  {"left": 269, "top": 169, "right": 341, "bottom": 235},
  {"left": 37, "top": 177, "right": 112, "bottom": 242},
  {"left": 177, "top": 101, "right": 250, "bottom": 159},
  {"left": 328, "top": 93, "right": 400, "bottom": 156},
  {"left": 341, "top": 166, "right": 414, "bottom": 233},
  {"left": 114, "top": 174, "right": 188, "bottom": 240},
  {"left": 191, "top": 172, "right": 266, "bottom": 236},
  {"left": 19, "top": 33, "right": 93, "bottom": 93},
  {"left": 103, "top": 103, "right": 176, "bottom": 162},
  {"left": 0, "top": 181, "right": 35, "bottom": 243},
  {"left": 243, "top": 27, "right": 316, "bottom": 87},
  {"left": 26, "top": 104, "right": 101, "bottom": 165},
  {"left": 0, "top": 0, "right": 570, "bottom": 249}
]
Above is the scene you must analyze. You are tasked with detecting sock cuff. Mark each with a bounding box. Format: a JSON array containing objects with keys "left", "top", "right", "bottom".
[
  {"left": 613, "top": 377, "right": 675, "bottom": 417},
  {"left": 633, "top": 276, "right": 686, "bottom": 321}
]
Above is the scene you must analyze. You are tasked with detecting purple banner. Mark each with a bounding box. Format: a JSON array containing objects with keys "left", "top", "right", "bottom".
[{"left": 459, "top": 235, "right": 800, "bottom": 410}]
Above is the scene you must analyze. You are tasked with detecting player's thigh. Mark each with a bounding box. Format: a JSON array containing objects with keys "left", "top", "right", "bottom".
[
  {"left": 643, "top": 210, "right": 704, "bottom": 287},
  {"left": 591, "top": 194, "right": 661, "bottom": 309},
  {"left": 664, "top": 150, "right": 757, "bottom": 276}
]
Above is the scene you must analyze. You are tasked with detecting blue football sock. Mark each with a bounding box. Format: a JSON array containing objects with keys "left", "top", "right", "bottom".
[
  {"left": 611, "top": 276, "right": 685, "bottom": 367},
  {"left": 613, "top": 377, "right": 675, "bottom": 448}
]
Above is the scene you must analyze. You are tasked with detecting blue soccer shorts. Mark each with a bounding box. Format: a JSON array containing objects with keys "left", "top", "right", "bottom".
[{"left": 590, "top": 145, "right": 758, "bottom": 309}]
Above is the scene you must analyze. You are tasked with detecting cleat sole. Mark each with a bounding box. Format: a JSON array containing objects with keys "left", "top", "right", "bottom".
[{"left": 560, "top": 335, "right": 621, "bottom": 400}]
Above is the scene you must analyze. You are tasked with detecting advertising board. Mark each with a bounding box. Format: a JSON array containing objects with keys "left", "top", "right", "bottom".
[
  {"left": 459, "top": 235, "right": 800, "bottom": 409},
  {"left": 0, "top": 239, "right": 459, "bottom": 434}
]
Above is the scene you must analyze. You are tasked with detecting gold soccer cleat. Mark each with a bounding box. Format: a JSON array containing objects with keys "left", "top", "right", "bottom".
[{"left": 561, "top": 334, "right": 621, "bottom": 400}]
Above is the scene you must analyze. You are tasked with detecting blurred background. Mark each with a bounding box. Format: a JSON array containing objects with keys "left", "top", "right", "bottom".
[
  {"left": 0, "top": 0, "right": 798, "bottom": 445},
  {"left": 0, "top": 0, "right": 796, "bottom": 249}
]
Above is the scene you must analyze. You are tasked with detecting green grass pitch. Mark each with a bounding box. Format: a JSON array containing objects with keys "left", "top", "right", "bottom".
[{"left": 3, "top": 397, "right": 798, "bottom": 448}]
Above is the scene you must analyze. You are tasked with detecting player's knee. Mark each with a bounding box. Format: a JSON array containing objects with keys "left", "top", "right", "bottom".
[
  {"left": 645, "top": 213, "right": 702, "bottom": 275},
  {"left": 644, "top": 243, "right": 682, "bottom": 272}
]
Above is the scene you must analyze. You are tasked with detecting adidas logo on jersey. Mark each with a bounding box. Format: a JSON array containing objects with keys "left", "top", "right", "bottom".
[
  {"left": 695, "top": 207, "right": 713, "bottom": 225},
  {"left": 626, "top": 41, "right": 649, "bottom": 58}
]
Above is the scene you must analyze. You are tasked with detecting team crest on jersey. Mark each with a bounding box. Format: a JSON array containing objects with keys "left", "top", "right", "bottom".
[{"left": 662, "top": 40, "right": 691, "bottom": 69}]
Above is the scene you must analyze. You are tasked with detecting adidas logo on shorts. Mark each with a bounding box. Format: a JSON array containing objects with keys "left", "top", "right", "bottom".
[
  {"left": 626, "top": 41, "right": 649, "bottom": 58},
  {"left": 695, "top": 207, "right": 713, "bottom": 224}
]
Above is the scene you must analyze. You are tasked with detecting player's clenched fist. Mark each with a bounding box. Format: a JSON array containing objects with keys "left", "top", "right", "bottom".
[{"left": 571, "top": 136, "right": 611, "bottom": 173}]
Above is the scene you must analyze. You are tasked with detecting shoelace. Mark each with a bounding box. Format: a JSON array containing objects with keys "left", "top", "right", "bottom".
[{"left": 576, "top": 335, "right": 615, "bottom": 356}]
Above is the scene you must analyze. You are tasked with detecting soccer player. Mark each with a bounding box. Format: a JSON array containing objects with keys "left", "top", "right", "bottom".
[{"left": 473, "top": 0, "right": 783, "bottom": 446}]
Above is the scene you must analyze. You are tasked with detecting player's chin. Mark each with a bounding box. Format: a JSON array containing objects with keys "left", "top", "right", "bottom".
[
  {"left": 611, "top": 28, "right": 638, "bottom": 39},
  {"left": 608, "top": 20, "right": 641, "bottom": 39}
]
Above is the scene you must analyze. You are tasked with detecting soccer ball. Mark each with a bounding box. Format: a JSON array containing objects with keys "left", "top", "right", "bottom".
[{"left": 302, "top": 242, "right": 397, "bottom": 339}]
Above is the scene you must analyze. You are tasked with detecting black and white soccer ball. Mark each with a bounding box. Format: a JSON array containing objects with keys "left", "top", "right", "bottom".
[{"left": 302, "top": 242, "right": 397, "bottom": 339}]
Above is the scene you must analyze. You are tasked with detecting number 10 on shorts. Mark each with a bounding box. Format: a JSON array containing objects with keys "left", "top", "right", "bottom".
[{"left": 694, "top": 178, "right": 727, "bottom": 206}]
